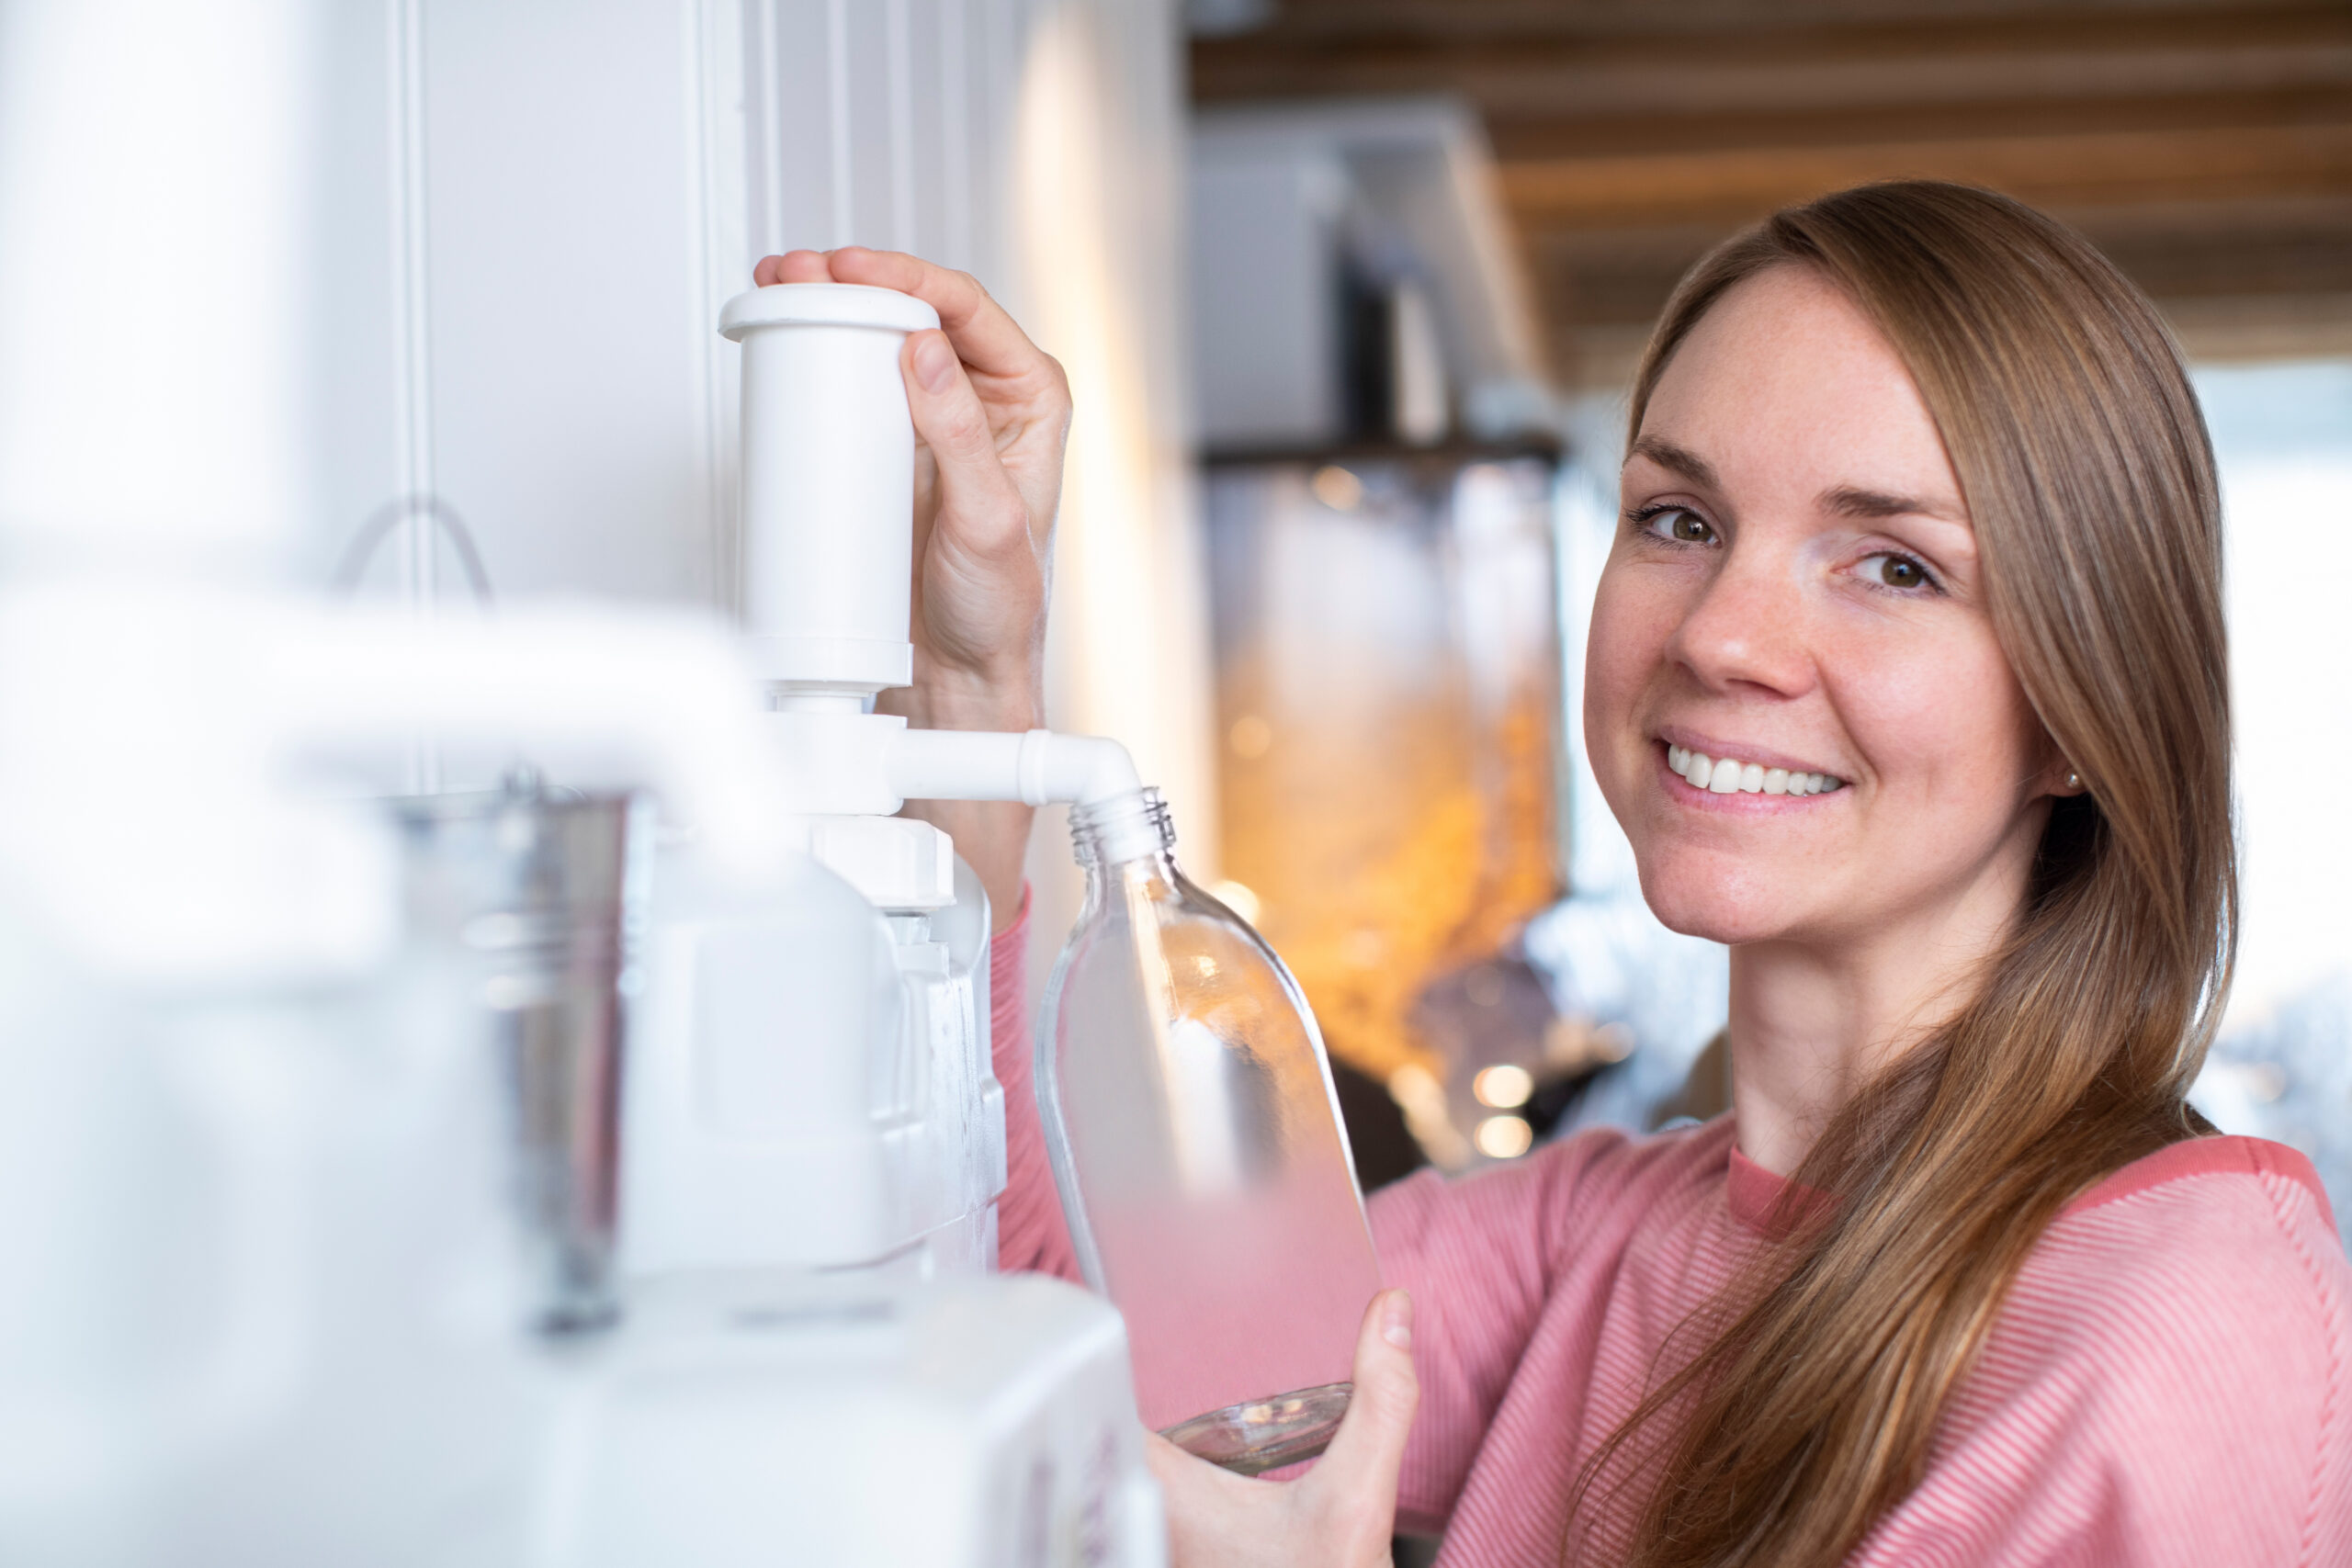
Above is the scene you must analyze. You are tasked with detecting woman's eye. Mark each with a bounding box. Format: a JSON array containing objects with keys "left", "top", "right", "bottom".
[
  {"left": 1636, "top": 506, "right": 1715, "bottom": 545},
  {"left": 1857, "top": 552, "right": 1937, "bottom": 592}
]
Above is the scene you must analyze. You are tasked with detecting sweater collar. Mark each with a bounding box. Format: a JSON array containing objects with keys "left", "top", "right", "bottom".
[{"left": 1726, "top": 1140, "right": 1833, "bottom": 1240}]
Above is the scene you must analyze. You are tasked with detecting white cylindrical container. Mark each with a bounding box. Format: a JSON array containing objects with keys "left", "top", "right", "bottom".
[
  {"left": 0, "top": 0, "right": 317, "bottom": 576},
  {"left": 719, "top": 283, "right": 941, "bottom": 695}
]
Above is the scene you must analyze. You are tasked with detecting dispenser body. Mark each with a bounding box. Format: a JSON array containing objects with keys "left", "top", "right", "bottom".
[{"left": 1037, "top": 791, "right": 1382, "bottom": 1464}]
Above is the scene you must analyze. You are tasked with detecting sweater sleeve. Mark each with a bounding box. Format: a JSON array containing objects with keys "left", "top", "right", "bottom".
[
  {"left": 988, "top": 894, "right": 1082, "bottom": 1281},
  {"left": 1852, "top": 1155, "right": 2352, "bottom": 1567}
]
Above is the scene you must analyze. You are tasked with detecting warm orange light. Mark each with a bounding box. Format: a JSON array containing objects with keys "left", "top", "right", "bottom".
[
  {"left": 1227, "top": 714, "right": 1273, "bottom": 760},
  {"left": 1474, "top": 1114, "right": 1532, "bottom": 1159},
  {"left": 1207, "top": 878, "right": 1262, "bottom": 924},
  {"left": 1311, "top": 465, "right": 1364, "bottom": 511},
  {"left": 1473, "top": 1063, "right": 1533, "bottom": 1109}
]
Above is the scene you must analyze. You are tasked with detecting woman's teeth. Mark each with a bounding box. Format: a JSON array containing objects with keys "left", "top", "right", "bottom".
[{"left": 1665, "top": 743, "right": 1843, "bottom": 797}]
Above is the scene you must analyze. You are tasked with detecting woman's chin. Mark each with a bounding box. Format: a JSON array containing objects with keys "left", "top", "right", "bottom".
[{"left": 1634, "top": 863, "right": 1811, "bottom": 948}]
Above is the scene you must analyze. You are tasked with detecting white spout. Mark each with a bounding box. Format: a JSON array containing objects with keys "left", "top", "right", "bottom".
[{"left": 888, "top": 728, "right": 1142, "bottom": 808}]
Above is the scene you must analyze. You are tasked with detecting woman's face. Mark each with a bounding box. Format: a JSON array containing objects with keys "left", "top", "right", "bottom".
[{"left": 1586, "top": 265, "right": 2055, "bottom": 951}]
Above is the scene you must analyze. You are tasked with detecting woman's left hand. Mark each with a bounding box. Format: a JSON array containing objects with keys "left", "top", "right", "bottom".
[{"left": 1148, "top": 1290, "right": 1420, "bottom": 1568}]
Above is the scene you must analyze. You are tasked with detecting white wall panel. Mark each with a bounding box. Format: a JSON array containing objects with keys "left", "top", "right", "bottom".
[
  {"left": 421, "top": 0, "right": 713, "bottom": 604},
  {"left": 309, "top": 1, "right": 402, "bottom": 584},
  {"left": 745, "top": 0, "right": 834, "bottom": 259},
  {"left": 903, "top": 0, "right": 956, "bottom": 266},
  {"left": 841, "top": 0, "right": 897, "bottom": 246},
  {"left": 309, "top": 0, "right": 1211, "bottom": 929}
]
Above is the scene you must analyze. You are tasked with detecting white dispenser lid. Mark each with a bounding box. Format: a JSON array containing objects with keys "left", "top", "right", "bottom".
[{"left": 719, "top": 283, "right": 941, "bottom": 340}]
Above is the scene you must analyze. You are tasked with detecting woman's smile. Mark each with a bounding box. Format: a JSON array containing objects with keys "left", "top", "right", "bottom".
[{"left": 1656, "top": 730, "right": 1848, "bottom": 804}]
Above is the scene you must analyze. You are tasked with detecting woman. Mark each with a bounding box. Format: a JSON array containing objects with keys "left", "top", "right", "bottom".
[{"left": 755, "top": 181, "right": 2352, "bottom": 1565}]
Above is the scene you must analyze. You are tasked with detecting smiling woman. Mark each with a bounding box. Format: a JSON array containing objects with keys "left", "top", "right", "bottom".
[
  {"left": 1570, "top": 183, "right": 2286, "bottom": 1564},
  {"left": 957, "top": 181, "right": 2352, "bottom": 1568}
]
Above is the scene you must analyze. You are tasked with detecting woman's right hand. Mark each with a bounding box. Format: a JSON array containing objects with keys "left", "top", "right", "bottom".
[{"left": 1148, "top": 1291, "right": 1421, "bottom": 1568}]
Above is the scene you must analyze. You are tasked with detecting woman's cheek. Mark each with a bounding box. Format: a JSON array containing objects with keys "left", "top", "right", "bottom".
[
  {"left": 1827, "top": 616, "right": 2041, "bottom": 870},
  {"left": 1582, "top": 564, "right": 1667, "bottom": 807}
]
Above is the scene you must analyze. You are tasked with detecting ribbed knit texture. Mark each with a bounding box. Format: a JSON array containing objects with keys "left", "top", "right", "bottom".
[{"left": 989, "top": 913, "right": 2352, "bottom": 1563}]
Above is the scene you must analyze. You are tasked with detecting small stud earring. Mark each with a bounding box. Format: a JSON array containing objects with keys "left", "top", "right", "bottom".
[{"left": 2065, "top": 771, "right": 2081, "bottom": 791}]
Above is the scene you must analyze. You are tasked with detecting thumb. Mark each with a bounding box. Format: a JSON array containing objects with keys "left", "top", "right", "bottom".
[{"left": 1313, "top": 1289, "right": 1419, "bottom": 1502}]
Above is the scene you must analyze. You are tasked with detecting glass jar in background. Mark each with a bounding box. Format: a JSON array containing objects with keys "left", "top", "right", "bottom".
[
  {"left": 1037, "top": 788, "right": 1383, "bottom": 1474},
  {"left": 1205, "top": 451, "right": 1564, "bottom": 1166}
]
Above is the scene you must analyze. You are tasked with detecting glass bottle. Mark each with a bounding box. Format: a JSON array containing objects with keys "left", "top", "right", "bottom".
[{"left": 1038, "top": 787, "right": 1383, "bottom": 1473}]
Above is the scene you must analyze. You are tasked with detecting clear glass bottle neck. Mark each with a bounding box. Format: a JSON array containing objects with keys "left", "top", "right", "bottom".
[{"left": 1069, "top": 786, "right": 1179, "bottom": 876}]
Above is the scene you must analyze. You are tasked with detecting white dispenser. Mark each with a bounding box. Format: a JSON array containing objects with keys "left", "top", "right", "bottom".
[
  {"left": 621, "top": 282, "right": 1151, "bottom": 1288},
  {"left": 566, "top": 283, "right": 1182, "bottom": 1563},
  {"left": 698, "top": 282, "right": 1379, "bottom": 1482}
]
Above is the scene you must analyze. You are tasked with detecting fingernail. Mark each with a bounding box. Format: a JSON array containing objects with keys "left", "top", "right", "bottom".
[
  {"left": 1382, "top": 1291, "right": 1412, "bottom": 1350},
  {"left": 913, "top": 333, "right": 956, "bottom": 391}
]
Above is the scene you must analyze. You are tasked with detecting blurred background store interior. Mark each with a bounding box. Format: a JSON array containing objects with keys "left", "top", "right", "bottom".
[
  {"left": 344, "top": 0, "right": 2352, "bottom": 1223},
  {"left": 1176, "top": 0, "right": 2352, "bottom": 1216}
]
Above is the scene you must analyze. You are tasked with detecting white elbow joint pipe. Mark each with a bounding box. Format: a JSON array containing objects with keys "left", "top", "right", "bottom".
[{"left": 887, "top": 728, "right": 1142, "bottom": 807}]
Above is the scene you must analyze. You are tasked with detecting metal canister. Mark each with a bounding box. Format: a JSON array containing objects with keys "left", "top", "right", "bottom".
[{"left": 396, "top": 777, "right": 650, "bottom": 1334}]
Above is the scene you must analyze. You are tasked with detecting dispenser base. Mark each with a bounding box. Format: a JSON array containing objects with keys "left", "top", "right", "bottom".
[{"left": 1159, "top": 1381, "right": 1353, "bottom": 1476}]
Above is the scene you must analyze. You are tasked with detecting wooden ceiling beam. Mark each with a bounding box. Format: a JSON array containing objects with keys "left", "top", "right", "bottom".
[
  {"left": 1531, "top": 196, "right": 2352, "bottom": 319},
  {"left": 1487, "top": 88, "right": 2352, "bottom": 162},
  {"left": 1193, "top": 5, "right": 2352, "bottom": 106},
  {"left": 1498, "top": 120, "right": 2352, "bottom": 230},
  {"left": 1196, "top": 0, "right": 2340, "bottom": 51}
]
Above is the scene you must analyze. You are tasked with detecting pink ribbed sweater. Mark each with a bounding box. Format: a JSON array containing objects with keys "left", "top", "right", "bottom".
[{"left": 989, "top": 916, "right": 2352, "bottom": 1565}]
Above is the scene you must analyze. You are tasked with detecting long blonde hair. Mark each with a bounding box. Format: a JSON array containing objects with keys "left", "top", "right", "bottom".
[{"left": 1576, "top": 181, "right": 2235, "bottom": 1565}]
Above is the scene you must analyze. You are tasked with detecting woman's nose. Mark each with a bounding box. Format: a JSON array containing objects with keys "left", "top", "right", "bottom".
[{"left": 1666, "top": 543, "right": 1816, "bottom": 699}]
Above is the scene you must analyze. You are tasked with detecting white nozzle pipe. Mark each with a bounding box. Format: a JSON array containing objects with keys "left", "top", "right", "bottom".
[
  {"left": 0, "top": 583, "right": 806, "bottom": 987},
  {"left": 888, "top": 728, "right": 1142, "bottom": 807},
  {"left": 280, "top": 600, "right": 801, "bottom": 880}
]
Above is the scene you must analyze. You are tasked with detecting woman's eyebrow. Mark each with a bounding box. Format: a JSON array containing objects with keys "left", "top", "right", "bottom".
[
  {"left": 1626, "top": 434, "right": 1719, "bottom": 490},
  {"left": 1819, "top": 484, "right": 1966, "bottom": 524}
]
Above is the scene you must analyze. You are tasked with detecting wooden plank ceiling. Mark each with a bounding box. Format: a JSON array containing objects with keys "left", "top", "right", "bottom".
[{"left": 1193, "top": 0, "right": 2352, "bottom": 387}]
